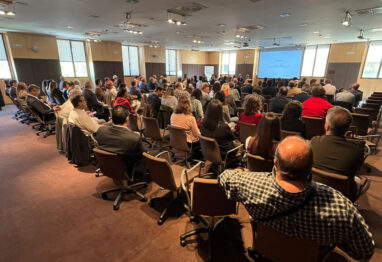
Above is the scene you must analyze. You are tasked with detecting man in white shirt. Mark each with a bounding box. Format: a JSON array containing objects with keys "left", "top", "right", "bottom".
[
  {"left": 56, "top": 90, "right": 82, "bottom": 125},
  {"left": 68, "top": 95, "right": 101, "bottom": 136},
  {"left": 335, "top": 88, "right": 355, "bottom": 105},
  {"left": 323, "top": 79, "right": 336, "bottom": 96}
]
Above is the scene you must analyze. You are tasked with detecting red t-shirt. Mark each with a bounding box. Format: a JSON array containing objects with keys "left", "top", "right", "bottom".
[
  {"left": 302, "top": 97, "right": 332, "bottom": 119},
  {"left": 114, "top": 97, "right": 136, "bottom": 114},
  {"left": 235, "top": 112, "right": 263, "bottom": 131}
]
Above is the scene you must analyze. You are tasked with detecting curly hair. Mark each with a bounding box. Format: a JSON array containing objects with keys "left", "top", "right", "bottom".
[{"left": 243, "top": 94, "right": 262, "bottom": 116}]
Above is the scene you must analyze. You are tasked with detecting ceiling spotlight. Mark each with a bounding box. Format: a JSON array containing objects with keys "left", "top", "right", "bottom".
[
  {"left": 6, "top": 10, "right": 15, "bottom": 16},
  {"left": 139, "top": 31, "right": 143, "bottom": 34},
  {"left": 0, "top": 10, "right": 5, "bottom": 15},
  {"left": 236, "top": 34, "right": 240, "bottom": 38},
  {"left": 181, "top": 21, "right": 187, "bottom": 26},
  {"left": 168, "top": 18, "right": 174, "bottom": 24},
  {"left": 313, "top": 31, "right": 320, "bottom": 34},
  {"left": 176, "top": 20, "right": 181, "bottom": 26},
  {"left": 342, "top": 11, "right": 352, "bottom": 27},
  {"left": 280, "top": 13, "right": 290, "bottom": 18}
]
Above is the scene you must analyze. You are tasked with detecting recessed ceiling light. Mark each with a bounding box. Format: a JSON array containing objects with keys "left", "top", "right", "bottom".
[
  {"left": 6, "top": 11, "right": 15, "bottom": 16},
  {"left": 300, "top": 23, "right": 308, "bottom": 27},
  {"left": 280, "top": 13, "right": 290, "bottom": 18},
  {"left": 65, "top": 25, "right": 73, "bottom": 29},
  {"left": 0, "top": 10, "right": 5, "bottom": 15},
  {"left": 313, "top": 31, "right": 320, "bottom": 34}
]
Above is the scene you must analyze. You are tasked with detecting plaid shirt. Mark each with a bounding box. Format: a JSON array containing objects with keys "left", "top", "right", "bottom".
[
  {"left": 174, "top": 89, "right": 190, "bottom": 100},
  {"left": 218, "top": 170, "right": 375, "bottom": 260}
]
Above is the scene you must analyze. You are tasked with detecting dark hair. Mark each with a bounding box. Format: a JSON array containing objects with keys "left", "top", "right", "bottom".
[
  {"left": 67, "top": 81, "right": 74, "bottom": 87},
  {"left": 191, "top": 88, "right": 202, "bottom": 101},
  {"left": 10, "top": 80, "right": 17, "bottom": 86},
  {"left": 131, "top": 80, "right": 136, "bottom": 87},
  {"left": 175, "top": 97, "right": 192, "bottom": 115},
  {"left": 95, "top": 79, "right": 102, "bottom": 86},
  {"left": 50, "top": 81, "right": 58, "bottom": 91},
  {"left": 28, "top": 84, "right": 40, "bottom": 93},
  {"left": 311, "top": 85, "right": 326, "bottom": 97},
  {"left": 279, "top": 86, "right": 288, "bottom": 96},
  {"left": 244, "top": 94, "right": 262, "bottom": 116},
  {"left": 119, "top": 83, "right": 127, "bottom": 89},
  {"left": 112, "top": 105, "right": 130, "bottom": 125},
  {"left": 248, "top": 112, "right": 280, "bottom": 159},
  {"left": 117, "top": 87, "right": 128, "bottom": 98},
  {"left": 202, "top": 99, "right": 223, "bottom": 130},
  {"left": 155, "top": 86, "right": 163, "bottom": 92},
  {"left": 71, "top": 95, "right": 83, "bottom": 108},
  {"left": 310, "top": 79, "right": 317, "bottom": 85},
  {"left": 281, "top": 101, "right": 302, "bottom": 120},
  {"left": 214, "top": 91, "right": 226, "bottom": 105},
  {"left": 213, "top": 82, "right": 221, "bottom": 93}
]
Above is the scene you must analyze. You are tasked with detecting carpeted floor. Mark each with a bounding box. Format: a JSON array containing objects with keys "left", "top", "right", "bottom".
[{"left": 0, "top": 104, "right": 381, "bottom": 262}]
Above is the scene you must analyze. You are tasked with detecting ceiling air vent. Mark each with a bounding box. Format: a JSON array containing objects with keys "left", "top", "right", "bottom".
[
  {"left": 355, "top": 6, "right": 382, "bottom": 15},
  {"left": 168, "top": 2, "right": 208, "bottom": 16}
]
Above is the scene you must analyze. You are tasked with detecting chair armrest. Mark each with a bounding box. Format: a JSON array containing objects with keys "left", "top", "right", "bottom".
[
  {"left": 186, "top": 160, "right": 203, "bottom": 176},
  {"left": 155, "top": 151, "right": 171, "bottom": 160},
  {"left": 224, "top": 144, "right": 244, "bottom": 164},
  {"left": 364, "top": 144, "right": 371, "bottom": 158}
]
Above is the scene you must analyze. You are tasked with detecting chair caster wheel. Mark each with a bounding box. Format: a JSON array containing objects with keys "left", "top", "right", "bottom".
[
  {"left": 149, "top": 201, "right": 154, "bottom": 207},
  {"left": 36, "top": 133, "right": 39, "bottom": 136},
  {"left": 101, "top": 193, "right": 108, "bottom": 200},
  {"left": 113, "top": 205, "right": 119, "bottom": 211},
  {"left": 180, "top": 240, "right": 187, "bottom": 247},
  {"left": 140, "top": 197, "right": 147, "bottom": 202},
  {"left": 157, "top": 219, "right": 164, "bottom": 225}
]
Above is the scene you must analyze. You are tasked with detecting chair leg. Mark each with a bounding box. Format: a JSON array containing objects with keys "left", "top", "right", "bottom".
[
  {"left": 113, "top": 191, "right": 124, "bottom": 210},
  {"left": 180, "top": 227, "right": 209, "bottom": 246},
  {"left": 150, "top": 194, "right": 180, "bottom": 226},
  {"left": 95, "top": 168, "right": 101, "bottom": 177},
  {"left": 126, "top": 182, "right": 148, "bottom": 202},
  {"left": 101, "top": 183, "right": 148, "bottom": 211},
  {"left": 208, "top": 229, "right": 213, "bottom": 261}
]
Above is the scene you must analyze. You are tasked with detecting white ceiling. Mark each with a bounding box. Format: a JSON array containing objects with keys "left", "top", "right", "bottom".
[{"left": 1, "top": 0, "right": 382, "bottom": 50}]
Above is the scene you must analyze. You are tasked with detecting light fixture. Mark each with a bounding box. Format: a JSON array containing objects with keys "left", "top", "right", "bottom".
[
  {"left": 313, "top": 31, "right": 320, "bottom": 34},
  {"left": 280, "top": 13, "right": 290, "bottom": 18},
  {"left": 342, "top": 11, "right": 352, "bottom": 27},
  {"left": 124, "top": 28, "right": 142, "bottom": 34},
  {"left": 0, "top": 1, "right": 16, "bottom": 16},
  {"left": 236, "top": 34, "right": 240, "bottom": 38},
  {"left": 167, "top": 11, "right": 187, "bottom": 26},
  {"left": 168, "top": 18, "right": 174, "bottom": 24},
  {"left": 0, "top": 10, "right": 4, "bottom": 15}
]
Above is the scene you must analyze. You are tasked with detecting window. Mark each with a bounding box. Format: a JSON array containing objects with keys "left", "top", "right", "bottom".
[
  {"left": 166, "top": 49, "right": 176, "bottom": 76},
  {"left": 301, "top": 45, "right": 330, "bottom": 77},
  {"left": 362, "top": 41, "right": 382, "bottom": 78},
  {"left": 57, "top": 39, "right": 88, "bottom": 77},
  {"left": 222, "top": 51, "right": 236, "bottom": 75},
  {"left": 122, "top": 46, "right": 139, "bottom": 76},
  {"left": 0, "top": 34, "right": 11, "bottom": 79}
]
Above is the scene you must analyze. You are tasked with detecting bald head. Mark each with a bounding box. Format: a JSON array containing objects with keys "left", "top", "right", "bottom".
[{"left": 275, "top": 136, "right": 313, "bottom": 181}]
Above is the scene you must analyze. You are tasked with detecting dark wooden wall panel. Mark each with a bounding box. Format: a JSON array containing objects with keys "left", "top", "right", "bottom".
[
  {"left": 236, "top": 64, "right": 253, "bottom": 78},
  {"left": 182, "top": 64, "right": 218, "bottom": 78},
  {"left": 145, "top": 62, "right": 166, "bottom": 77},
  {"left": 326, "top": 63, "right": 361, "bottom": 90},
  {"left": 14, "top": 58, "right": 61, "bottom": 86},
  {"left": 93, "top": 61, "right": 124, "bottom": 81}
]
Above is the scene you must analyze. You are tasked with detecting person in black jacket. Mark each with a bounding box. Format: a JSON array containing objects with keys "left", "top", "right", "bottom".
[
  {"left": 5, "top": 79, "right": 17, "bottom": 101},
  {"left": 269, "top": 86, "right": 290, "bottom": 113},
  {"left": 280, "top": 100, "right": 305, "bottom": 137},
  {"left": 49, "top": 81, "right": 65, "bottom": 105},
  {"left": 95, "top": 105, "right": 146, "bottom": 176},
  {"left": 241, "top": 79, "right": 254, "bottom": 94},
  {"left": 261, "top": 79, "right": 278, "bottom": 97},
  {"left": 83, "top": 81, "right": 109, "bottom": 121},
  {"left": 200, "top": 99, "right": 236, "bottom": 158},
  {"left": 26, "top": 84, "right": 56, "bottom": 121},
  {"left": 147, "top": 86, "right": 164, "bottom": 118}
]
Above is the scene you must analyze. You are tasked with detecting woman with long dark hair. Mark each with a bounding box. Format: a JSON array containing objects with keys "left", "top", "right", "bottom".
[
  {"left": 190, "top": 88, "right": 204, "bottom": 122},
  {"left": 246, "top": 112, "right": 280, "bottom": 159},
  {"left": 114, "top": 87, "right": 135, "bottom": 114},
  {"left": 280, "top": 100, "right": 305, "bottom": 136},
  {"left": 200, "top": 99, "right": 236, "bottom": 157}
]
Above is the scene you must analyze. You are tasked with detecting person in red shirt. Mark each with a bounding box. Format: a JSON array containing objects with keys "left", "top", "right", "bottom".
[
  {"left": 235, "top": 94, "right": 263, "bottom": 131},
  {"left": 113, "top": 87, "right": 136, "bottom": 114},
  {"left": 302, "top": 84, "right": 332, "bottom": 119}
]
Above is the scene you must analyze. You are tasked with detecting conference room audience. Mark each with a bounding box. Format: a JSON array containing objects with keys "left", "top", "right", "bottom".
[
  {"left": 114, "top": 87, "right": 136, "bottom": 114},
  {"left": 139, "top": 77, "right": 150, "bottom": 94},
  {"left": 242, "top": 79, "right": 254, "bottom": 94},
  {"left": 59, "top": 76, "right": 65, "bottom": 92},
  {"left": 161, "top": 87, "right": 178, "bottom": 111},
  {"left": 174, "top": 82, "right": 190, "bottom": 100},
  {"left": 286, "top": 81, "right": 301, "bottom": 98},
  {"left": 170, "top": 97, "right": 201, "bottom": 144},
  {"left": 201, "top": 83, "right": 212, "bottom": 109},
  {"left": 16, "top": 82, "right": 28, "bottom": 110},
  {"left": 221, "top": 84, "right": 237, "bottom": 117},
  {"left": 261, "top": 80, "right": 277, "bottom": 97},
  {"left": 323, "top": 79, "right": 336, "bottom": 95},
  {"left": 147, "top": 86, "right": 164, "bottom": 118},
  {"left": 335, "top": 88, "right": 355, "bottom": 105},
  {"left": 292, "top": 84, "right": 311, "bottom": 103},
  {"left": 26, "top": 84, "right": 56, "bottom": 122},
  {"left": 83, "top": 81, "right": 110, "bottom": 121},
  {"left": 105, "top": 80, "right": 117, "bottom": 107},
  {"left": 302, "top": 85, "right": 332, "bottom": 118},
  {"left": 228, "top": 82, "right": 240, "bottom": 101},
  {"left": 95, "top": 105, "right": 146, "bottom": 176},
  {"left": 350, "top": 83, "right": 363, "bottom": 107},
  {"left": 280, "top": 101, "right": 305, "bottom": 136},
  {"left": 113, "top": 75, "right": 121, "bottom": 88},
  {"left": 68, "top": 95, "right": 101, "bottom": 136},
  {"left": 50, "top": 81, "right": 65, "bottom": 105},
  {"left": 235, "top": 94, "right": 263, "bottom": 131},
  {"left": 270, "top": 86, "right": 290, "bottom": 113},
  {"left": 56, "top": 90, "right": 82, "bottom": 125},
  {"left": 196, "top": 76, "right": 203, "bottom": 90},
  {"left": 218, "top": 136, "right": 374, "bottom": 261},
  {"left": 311, "top": 106, "right": 365, "bottom": 193},
  {"left": 212, "top": 81, "right": 221, "bottom": 94},
  {"left": 246, "top": 112, "right": 280, "bottom": 159},
  {"left": 200, "top": 99, "right": 236, "bottom": 158},
  {"left": 190, "top": 89, "right": 204, "bottom": 122},
  {"left": 310, "top": 78, "right": 317, "bottom": 86},
  {"left": 129, "top": 80, "right": 142, "bottom": 101}
]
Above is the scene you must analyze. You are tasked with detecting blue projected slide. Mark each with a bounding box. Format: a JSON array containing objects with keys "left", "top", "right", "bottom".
[{"left": 258, "top": 49, "right": 303, "bottom": 78}]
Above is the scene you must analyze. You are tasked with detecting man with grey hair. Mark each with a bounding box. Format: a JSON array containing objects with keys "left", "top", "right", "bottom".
[
  {"left": 311, "top": 106, "right": 365, "bottom": 192},
  {"left": 219, "top": 136, "right": 374, "bottom": 261}
]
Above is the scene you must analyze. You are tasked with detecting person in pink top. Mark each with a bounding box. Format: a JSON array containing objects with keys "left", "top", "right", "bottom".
[
  {"left": 235, "top": 94, "right": 263, "bottom": 131},
  {"left": 170, "top": 97, "right": 201, "bottom": 144},
  {"left": 302, "top": 85, "right": 332, "bottom": 119}
]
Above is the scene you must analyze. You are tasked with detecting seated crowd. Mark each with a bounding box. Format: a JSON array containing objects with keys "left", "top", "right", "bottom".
[{"left": 5, "top": 72, "right": 377, "bottom": 261}]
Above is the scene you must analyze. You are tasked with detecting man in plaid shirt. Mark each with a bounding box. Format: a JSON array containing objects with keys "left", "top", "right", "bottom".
[
  {"left": 219, "top": 136, "right": 374, "bottom": 261},
  {"left": 174, "top": 82, "right": 190, "bottom": 100}
]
